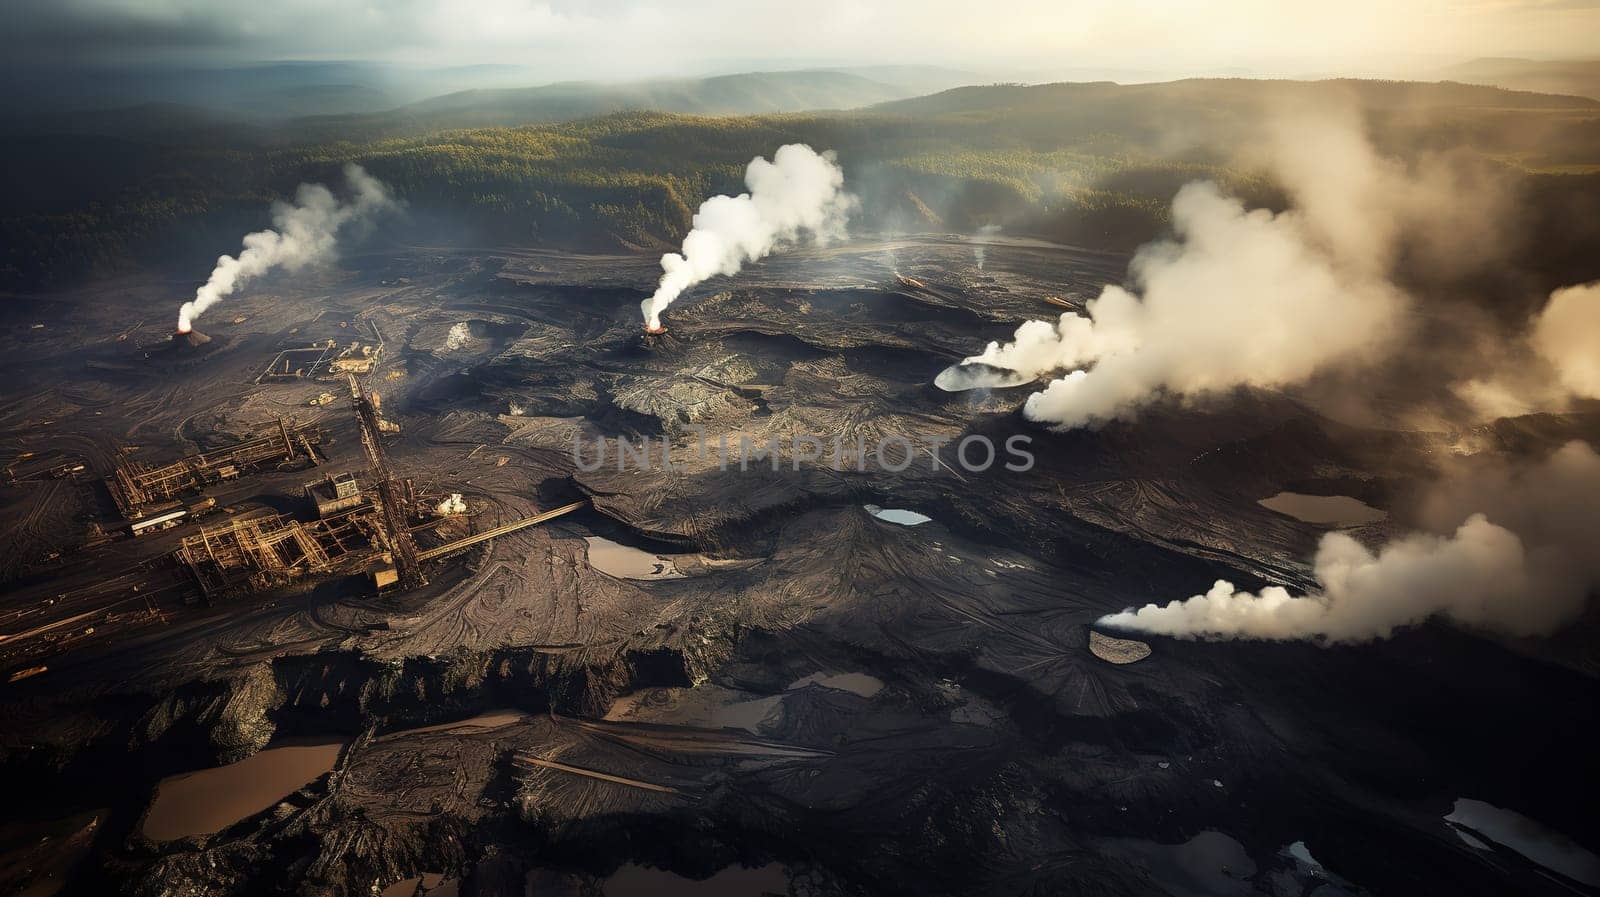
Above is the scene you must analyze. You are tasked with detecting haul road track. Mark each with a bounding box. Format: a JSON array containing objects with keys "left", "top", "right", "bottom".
[{"left": 0, "top": 237, "right": 1596, "bottom": 897}]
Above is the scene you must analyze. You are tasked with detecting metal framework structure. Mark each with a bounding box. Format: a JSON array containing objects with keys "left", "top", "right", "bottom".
[
  {"left": 165, "top": 361, "right": 584, "bottom": 602},
  {"left": 257, "top": 344, "right": 337, "bottom": 382},
  {"left": 348, "top": 375, "right": 425, "bottom": 590},
  {"left": 176, "top": 509, "right": 377, "bottom": 600},
  {"left": 109, "top": 419, "right": 323, "bottom": 517}
]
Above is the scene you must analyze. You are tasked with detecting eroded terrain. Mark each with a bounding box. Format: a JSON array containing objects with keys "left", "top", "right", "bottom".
[{"left": 1, "top": 236, "right": 1596, "bottom": 896}]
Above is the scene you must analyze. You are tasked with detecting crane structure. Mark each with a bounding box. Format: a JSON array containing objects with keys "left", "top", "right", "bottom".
[{"left": 348, "top": 374, "right": 426, "bottom": 590}]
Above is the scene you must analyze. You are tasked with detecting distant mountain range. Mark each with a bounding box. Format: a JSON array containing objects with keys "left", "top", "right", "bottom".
[
  {"left": 10, "top": 58, "right": 1599, "bottom": 146},
  {"left": 6, "top": 68, "right": 1597, "bottom": 295},
  {"left": 1437, "top": 58, "right": 1600, "bottom": 101},
  {"left": 370, "top": 69, "right": 936, "bottom": 128},
  {"left": 872, "top": 76, "right": 1600, "bottom": 119},
  {"left": 2, "top": 65, "right": 981, "bottom": 142}
]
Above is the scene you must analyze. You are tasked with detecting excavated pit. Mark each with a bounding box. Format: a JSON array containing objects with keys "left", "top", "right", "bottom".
[{"left": 0, "top": 238, "right": 1596, "bottom": 897}]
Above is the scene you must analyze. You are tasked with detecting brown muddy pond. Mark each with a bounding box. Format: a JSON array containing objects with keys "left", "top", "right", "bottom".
[
  {"left": 584, "top": 536, "right": 685, "bottom": 580},
  {"left": 142, "top": 738, "right": 347, "bottom": 841},
  {"left": 1258, "top": 492, "right": 1385, "bottom": 526},
  {"left": 605, "top": 685, "right": 783, "bottom": 732},
  {"left": 786, "top": 671, "right": 884, "bottom": 697}
]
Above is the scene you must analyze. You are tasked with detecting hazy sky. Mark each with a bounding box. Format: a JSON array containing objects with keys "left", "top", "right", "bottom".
[{"left": 7, "top": 0, "right": 1598, "bottom": 78}]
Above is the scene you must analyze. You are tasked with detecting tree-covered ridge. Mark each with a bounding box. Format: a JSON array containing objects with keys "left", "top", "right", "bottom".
[{"left": 3, "top": 79, "right": 1598, "bottom": 290}]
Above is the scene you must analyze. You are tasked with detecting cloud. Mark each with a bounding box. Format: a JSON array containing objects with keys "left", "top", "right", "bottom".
[{"left": 6, "top": 0, "right": 1599, "bottom": 74}]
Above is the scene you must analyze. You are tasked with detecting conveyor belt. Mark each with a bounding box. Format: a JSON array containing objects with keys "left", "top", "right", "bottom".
[{"left": 417, "top": 501, "right": 586, "bottom": 562}]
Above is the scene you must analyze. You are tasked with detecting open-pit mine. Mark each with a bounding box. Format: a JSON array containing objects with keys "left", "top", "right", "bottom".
[{"left": 1, "top": 236, "right": 1595, "bottom": 897}]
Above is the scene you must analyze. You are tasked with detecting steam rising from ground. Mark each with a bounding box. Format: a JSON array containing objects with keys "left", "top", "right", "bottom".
[
  {"left": 177, "top": 164, "right": 396, "bottom": 332},
  {"left": 641, "top": 144, "right": 853, "bottom": 329},
  {"left": 1454, "top": 280, "right": 1600, "bottom": 418},
  {"left": 1534, "top": 282, "right": 1600, "bottom": 398},
  {"left": 960, "top": 181, "right": 1406, "bottom": 424},
  {"left": 1099, "top": 442, "right": 1600, "bottom": 643},
  {"left": 939, "top": 113, "right": 1513, "bottom": 427}
]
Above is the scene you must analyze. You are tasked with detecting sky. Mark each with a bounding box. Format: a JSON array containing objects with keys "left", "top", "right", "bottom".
[{"left": 5, "top": 0, "right": 1598, "bottom": 82}]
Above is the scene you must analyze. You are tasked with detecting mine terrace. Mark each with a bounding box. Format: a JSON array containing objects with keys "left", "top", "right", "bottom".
[{"left": 0, "top": 236, "right": 1595, "bottom": 897}]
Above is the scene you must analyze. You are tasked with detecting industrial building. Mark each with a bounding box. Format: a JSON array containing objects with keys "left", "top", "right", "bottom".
[
  {"left": 305, "top": 472, "right": 366, "bottom": 518},
  {"left": 257, "top": 322, "right": 385, "bottom": 383},
  {"left": 108, "top": 419, "right": 323, "bottom": 518},
  {"left": 147, "top": 373, "right": 585, "bottom": 603},
  {"left": 176, "top": 510, "right": 379, "bottom": 601}
]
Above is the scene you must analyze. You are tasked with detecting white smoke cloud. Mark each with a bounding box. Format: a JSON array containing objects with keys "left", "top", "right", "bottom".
[
  {"left": 177, "top": 164, "right": 397, "bottom": 332},
  {"left": 1098, "top": 441, "right": 1600, "bottom": 643},
  {"left": 951, "top": 182, "right": 1406, "bottom": 425},
  {"left": 1530, "top": 281, "right": 1600, "bottom": 400},
  {"left": 940, "top": 113, "right": 1509, "bottom": 427},
  {"left": 640, "top": 144, "right": 854, "bottom": 330},
  {"left": 973, "top": 223, "right": 1002, "bottom": 271},
  {"left": 1453, "top": 280, "right": 1600, "bottom": 419}
]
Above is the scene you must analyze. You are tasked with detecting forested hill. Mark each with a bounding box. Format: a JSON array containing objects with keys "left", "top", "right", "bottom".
[
  {"left": 277, "top": 70, "right": 933, "bottom": 143},
  {"left": 1436, "top": 58, "right": 1600, "bottom": 102},
  {"left": 402, "top": 71, "right": 915, "bottom": 122},
  {"left": 4, "top": 68, "right": 952, "bottom": 145},
  {"left": 3, "top": 77, "right": 1598, "bottom": 293},
  {"left": 873, "top": 77, "right": 1600, "bottom": 117}
]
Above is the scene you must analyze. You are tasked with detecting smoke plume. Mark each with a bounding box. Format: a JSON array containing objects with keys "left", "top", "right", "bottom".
[
  {"left": 640, "top": 144, "right": 853, "bottom": 330},
  {"left": 1530, "top": 281, "right": 1600, "bottom": 399},
  {"left": 1453, "top": 279, "right": 1600, "bottom": 418},
  {"left": 937, "top": 113, "right": 1511, "bottom": 427},
  {"left": 1098, "top": 442, "right": 1600, "bottom": 643},
  {"left": 177, "top": 164, "right": 396, "bottom": 332}
]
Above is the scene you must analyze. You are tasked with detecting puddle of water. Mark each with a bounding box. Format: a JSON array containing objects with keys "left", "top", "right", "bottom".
[
  {"left": 1445, "top": 798, "right": 1600, "bottom": 886},
  {"left": 1258, "top": 492, "right": 1385, "bottom": 526},
  {"left": 142, "top": 738, "right": 346, "bottom": 841},
  {"left": 864, "top": 505, "right": 931, "bottom": 526},
  {"left": 605, "top": 685, "right": 782, "bottom": 733},
  {"left": 933, "top": 362, "right": 1031, "bottom": 392},
  {"left": 1285, "top": 840, "right": 1322, "bottom": 871},
  {"left": 786, "top": 671, "right": 884, "bottom": 698},
  {"left": 604, "top": 863, "right": 788, "bottom": 897},
  {"left": 585, "top": 536, "right": 685, "bottom": 580}
]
